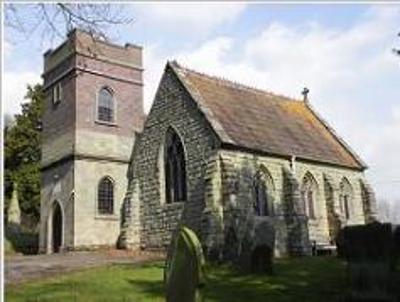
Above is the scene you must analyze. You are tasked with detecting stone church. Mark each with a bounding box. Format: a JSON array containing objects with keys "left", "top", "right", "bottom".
[{"left": 39, "top": 29, "right": 377, "bottom": 259}]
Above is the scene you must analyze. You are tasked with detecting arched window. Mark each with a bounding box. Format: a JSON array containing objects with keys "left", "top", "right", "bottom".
[
  {"left": 301, "top": 173, "right": 317, "bottom": 219},
  {"left": 253, "top": 171, "right": 273, "bottom": 216},
  {"left": 98, "top": 177, "right": 114, "bottom": 214},
  {"left": 98, "top": 87, "right": 114, "bottom": 122},
  {"left": 340, "top": 178, "right": 353, "bottom": 220},
  {"left": 165, "top": 128, "right": 187, "bottom": 203}
]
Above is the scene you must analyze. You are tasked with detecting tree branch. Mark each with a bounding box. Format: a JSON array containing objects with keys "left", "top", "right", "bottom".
[{"left": 5, "top": 3, "right": 133, "bottom": 43}]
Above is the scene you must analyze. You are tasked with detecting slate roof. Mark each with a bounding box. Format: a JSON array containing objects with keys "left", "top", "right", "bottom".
[{"left": 169, "top": 61, "right": 366, "bottom": 170}]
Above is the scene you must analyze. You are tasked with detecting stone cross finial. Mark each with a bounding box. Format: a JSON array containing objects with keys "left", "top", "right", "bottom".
[{"left": 302, "top": 87, "right": 310, "bottom": 102}]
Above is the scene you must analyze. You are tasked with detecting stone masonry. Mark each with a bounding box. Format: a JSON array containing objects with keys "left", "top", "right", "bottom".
[
  {"left": 121, "top": 64, "right": 220, "bottom": 250},
  {"left": 39, "top": 29, "right": 144, "bottom": 253},
  {"left": 40, "top": 31, "right": 377, "bottom": 262},
  {"left": 122, "top": 61, "right": 377, "bottom": 264}
]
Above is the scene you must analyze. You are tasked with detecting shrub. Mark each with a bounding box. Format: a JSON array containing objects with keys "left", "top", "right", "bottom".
[
  {"left": 4, "top": 237, "right": 16, "bottom": 255},
  {"left": 5, "top": 223, "right": 39, "bottom": 255},
  {"left": 341, "top": 222, "right": 394, "bottom": 262},
  {"left": 339, "top": 222, "right": 399, "bottom": 301}
]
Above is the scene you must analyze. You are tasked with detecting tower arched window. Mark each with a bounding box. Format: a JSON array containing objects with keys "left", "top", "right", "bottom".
[
  {"left": 98, "top": 87, "right": 115, "bottom": 123},
  {"left": 165, "top": 128, "right": 187, "bottom": 203},
  {"left": 301, "top": 173, "right": 317, "bottom": 219},
  {"left": 98, "top": 176, "right": 114, "bottom": 214}
]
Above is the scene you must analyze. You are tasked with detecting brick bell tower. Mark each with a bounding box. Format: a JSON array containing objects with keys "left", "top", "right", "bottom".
[{"left": 39, "top": 29, "right": 144, "bottom": 253}]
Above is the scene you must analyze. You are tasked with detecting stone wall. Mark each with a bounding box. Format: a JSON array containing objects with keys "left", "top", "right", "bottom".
[
  {"left": 74, "top": 54, "right": 144, "bottom": 137},
  {"left": 39, "top": 160, "right": 75, "bottom": 253},
  {"left": 201, "top": 150, "right": 307, "bottom": 258},
  {"left": 75, "top": 130, "right": 134, "bottom": 162},
  {"left": 73, "top": 158, "right": 129, "bottom": 247},
  {"left": 295, "top": 160, "right": 367, "bottom": 243},
  {"left": 124, "top": 65, "right": 219, "bottom": 250},
  {"left": 123, "top": 64, "right": 375, "bottom": 261},
  {"left": 203, "top": 149, "right": 372, "bottom": 258},
  {"left": 40, "top": 29, "right": 144, "bottom": 252},
  {"left": 41, "top": 60, "right": 76, "bottom": 168}
]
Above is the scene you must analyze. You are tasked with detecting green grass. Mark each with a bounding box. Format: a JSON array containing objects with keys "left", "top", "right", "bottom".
[
  {"left": 6, "top": 257, "right": 348, "bottom": 302},
  {"left": 204, "top": 257, "right": 347, "bottom": 302}
]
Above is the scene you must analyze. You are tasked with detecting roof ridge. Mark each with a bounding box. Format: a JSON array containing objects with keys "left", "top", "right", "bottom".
[
  {"left": 304, "top": 101, "right": 367, "bottom": 169},
  {"left": 166, "top": 60, "right": 363, "bottom": 170},
  {"left": 169, "top": 60, "right": 303, "bottom": 103}
]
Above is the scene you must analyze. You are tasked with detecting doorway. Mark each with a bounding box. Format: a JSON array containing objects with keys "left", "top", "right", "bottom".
[
  {"left": 251, "top": 245, "right": 272, "bottom": 273},
  {"left": 52, "top": 202, "right": 63, "bottom": 253}
]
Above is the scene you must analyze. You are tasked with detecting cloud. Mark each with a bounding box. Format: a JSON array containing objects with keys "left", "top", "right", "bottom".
[
  {"left": 365, "top": 104, "right": 400, "bottom": 201},
  {"left": 4, "top": 70, "right": 41, "bottom": 116},
  {"left": 143, "top": 46, "right": 166, "bottom": 112},
  {"left": 143, "top": 37, "right": 236, "bottom": 112},
  {"left": 144, "top": 6, "right": 400, "bottom": 202},
  {"left": 4, "top": 40, "right": 13, "bottom": 57},
  {"left": 135, "top": 3, "right": 246, "bottom": 37}
]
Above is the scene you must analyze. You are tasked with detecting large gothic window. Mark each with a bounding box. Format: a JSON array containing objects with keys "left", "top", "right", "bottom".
[
  {"left": 301, "top": 173, "right": 317, "bottom": 219},
  {"left": 253, "top": 169, "right": 274, "bottom": 217},
  {"left": 340, "top": 178, "right": 353, "bottom": 220},
  {"left": 98, "top": 176, "right": 114, "bottom": 214},
  {"left": 253, "top": 174, "right": 268, "bottom": 216},
  {"left": 165, "top": 128, "right": 187, "bottom": 203},
  {"left": 98, "top": 87, "right": 115, "bottom": 123}
]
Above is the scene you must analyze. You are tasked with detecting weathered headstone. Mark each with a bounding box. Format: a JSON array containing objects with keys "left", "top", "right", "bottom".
[
  {"left": 165, "top": 226, "right": 206, "bottom": 302},
  {"left": 8, "top": 182, "right": 21, "bottom": 225}
]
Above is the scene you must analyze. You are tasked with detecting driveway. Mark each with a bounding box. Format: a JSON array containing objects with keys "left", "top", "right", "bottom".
[{"left": 4, "top": 250, "right": 165, "bottom": 285}]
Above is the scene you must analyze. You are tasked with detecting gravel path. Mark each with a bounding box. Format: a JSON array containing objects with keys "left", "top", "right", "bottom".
[{"left": 4, "top": 250, "right": 165, "bottom": 285}]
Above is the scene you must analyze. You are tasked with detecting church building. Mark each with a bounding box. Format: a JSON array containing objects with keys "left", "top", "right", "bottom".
[
  {"left": 39, "top": 30, "right": 377, "bottom": 259},
  {"left": 120, "top": 61, "right": 377, "bottom": 259}
]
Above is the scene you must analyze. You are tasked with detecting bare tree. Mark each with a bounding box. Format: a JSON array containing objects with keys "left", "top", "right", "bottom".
[
  {"left": 378, "top": 199, "right": 392, "bottom": 223},
  {"left": 377, "top": 198, "right": 400, "bottom": 224},
  {"left": 4, "top": 3, "right": 133, "bottom": 42},
  {"left": 392, "top": 199, "right": 400, "bottom": 224}
]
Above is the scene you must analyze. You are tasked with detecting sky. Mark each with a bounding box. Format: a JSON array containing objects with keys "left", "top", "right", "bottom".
[{"left": 3, "top": 3, "right": 400, "bottom": 217}]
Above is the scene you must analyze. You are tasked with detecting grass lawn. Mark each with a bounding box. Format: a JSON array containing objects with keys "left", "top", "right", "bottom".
[{"left": 6, "top": 257, "right": 348, "bottom": 302}]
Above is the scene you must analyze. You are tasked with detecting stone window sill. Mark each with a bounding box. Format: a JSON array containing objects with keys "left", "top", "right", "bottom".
[
  {"left": 308, "top": 219, "right": 320, "bottom": 225},
  {"left": 95, "top": 214, "right": 119, "bottom": 221},
  {"left": 95, "top": 120, "right": 118, "bottom": 127},
  {"left": 161, "top": 201, "right": 185, "bottom": 208},
  {"left": 254, "top": 215, "right": 274, "bottom": 220}
]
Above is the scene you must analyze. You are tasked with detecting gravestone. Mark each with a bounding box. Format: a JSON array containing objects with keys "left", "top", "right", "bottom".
[{"left": 165, "top": 226, "right": 206, "bottom": 302}]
